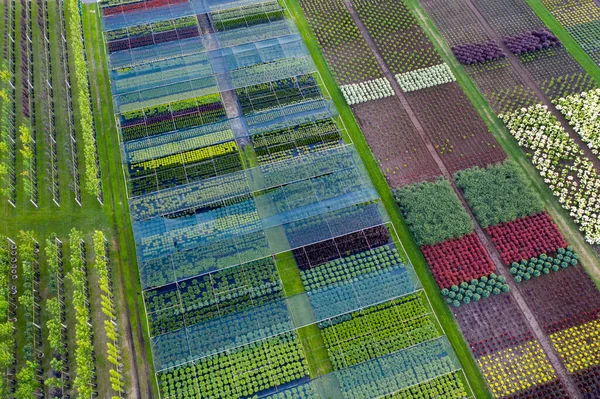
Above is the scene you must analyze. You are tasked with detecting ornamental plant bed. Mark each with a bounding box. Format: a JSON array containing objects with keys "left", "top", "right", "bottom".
[
  {"left": 292, "top": 225, "right": 391, "bottom": 270},
  {"left": 441, "top": 274, "right": 509, "bottom": 307},
  {"left": 352, "top": 97, "right": 442, "bottom": 188},
  {"left": 503, "top": 29, "right": 561, "bottom": 55},
  {"left": 575, "top": 364, "right": 600, "bottom": 398},
  {"left": 405, "top": 82, "right": 506, "bottom": 174},
  {"left": 500, "top": 105, "right": 600, "bottom": 244},
  {"left": 509, "top": 247, "right": 579, "bottom": 283},
  {"left": 471, "top": 0, "right": 545, "bottom": 37},
  {"left": 395, "top": 179, "right": 473, "bottom": 246},
  {"left": 158, "top": 332, "right": 309, "bottom": 399},
  {"left": 452, "top": 41, "right": 506, "bottom": 65},
  {"left": 465, "top": 59, "right": 538, "bottom": 115},
  {"left": 503, "top": 378, "right": 568, "bottom": 399},
  {"left": 320, "top": 293, "right": 441, "bottom": 369},
  {"left": 486, "top": 212, "right": 567, "bottom": 265},
  {"left": 383, "top": 372, "right": 468, "bottom": 399},
  {"left": 353, "top": 0, "right": 442, "bottom": 74},
  {"left": 519, "top": 266, "right": 600, "bottom": 334},
  {"left": 102, "top": 0, "right": 188, "bottom": 16},
  {"left": 519, "top": 47, "right": 596, "bottom": 100},
  {"left": 454, "top": 293, "right": 534, "bottom": 357},
  {"left": 299, "top": 0, "right": 383, "bottom": 85},
  {"left": 300, "top": 244, "right": 404, "bottom": 290},
  {"left": 419, "top": 0, "right": 490, "bottom": 47},
  {"left": 477, "top": 339, "right": 559, "bottom": 398},
  {"left": 455, "top": 161, "right": 544, "bottom": 229},
  {"left": 420, "top": 233, "right": 496, "bottom": 289}
]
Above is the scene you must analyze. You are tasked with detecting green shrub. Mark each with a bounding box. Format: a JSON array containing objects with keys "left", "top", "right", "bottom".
[
  {"left": 394, "top": 179, "right": 473, "bottom": 246},
  {"left": 455, "top": 161, "right": 544, "bottom": 228}
]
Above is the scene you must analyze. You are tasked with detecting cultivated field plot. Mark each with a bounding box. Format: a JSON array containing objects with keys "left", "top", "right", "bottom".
[
  {"left": 98, "top": 0, "right": 470, "bottom": 397},
  {"left": 419, "top": 0, "right": 540, "bottom": 115},
  {"left": 297, "top": 0, "right": 381, "bottom": 85},
  {"left": 351, "top": 96, "right": 442, "bottom": 187},
  {"left": 352, "top": 0, "right": 442, "bottom": 74},
  {"left": 347, "top": 0, "right": 507, "bottom": 174},
  {"left": 404, "top": 83, "right": 506, "bottom": 174},
  {"left": 472, "top": 0, "right": 597, "bottom": 100},
  {"left": 518, "top": 266, "right": 600, "bottom": 394},
  {"left": 454, "top": 293, "right": 568, "bottom": 399},
  {"left": 540, "top": 0, "right": 600, "bottom": 63},
  {"left": 420, "top": 0, "right": 490, "bottom": 47},
  {"left": 465, "top": 60, "right": 538, "bottom": 114},
  {"left": 455, "top": 160, "right": 600, "bottom": 395}
]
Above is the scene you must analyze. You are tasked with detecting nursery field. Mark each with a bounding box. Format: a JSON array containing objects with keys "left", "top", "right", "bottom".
[
  {"left": 96, "top": 0, "right": 481, "bottom": 397},
  {"left": 296, "top": 0, "right": 600, "bottom": 397},
  {"left": 0, "top": 0, "right": 151, "bottom": 398},
  {"left": 6, "top": 0, "right": 600, "bottom": 397}
]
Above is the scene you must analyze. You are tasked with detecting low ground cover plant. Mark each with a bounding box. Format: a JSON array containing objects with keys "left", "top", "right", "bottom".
[
  {"left": 395, "top": 179, "right": 473, "bottom": 246},
  {"left": 455, "top": 161, "right": 544, "bottom": 228}
]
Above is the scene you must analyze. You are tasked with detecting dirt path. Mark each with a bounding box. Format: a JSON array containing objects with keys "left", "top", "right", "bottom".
[
  {"left": 463, "top": 0, "right": 600, "bottom": 174},
  {"left": 343, "top": 1, "right": 583, "bottom": 396}
]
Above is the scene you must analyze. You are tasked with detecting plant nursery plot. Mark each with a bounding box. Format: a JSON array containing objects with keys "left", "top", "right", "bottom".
[
  {"left": 500, "top": 105, "right": 600, "bottom": 244},
  {"left": 319, "top": 293, "right": 441, "bottom": 370},
  {"left": 395, "top": 179, "right": 474, "bottom": 246},
  {"left": 455, "top": 293, "right": 533, "bottom": 356},
  {"left": 472, "top": 0, "right": 546, "bottom": 37},
  {"left": 335, "top": 337, "right": 463, "bottom": 398},
  {"left": 454, "top": 161, "right": 545, "bottom": 228},
  {"left": 351, "top": 96, "right": 442, "bottom": 188},
  {"left": 119, "top": 93, "right": 228, "bottom": 141},
  {"left": 465, "top": 59, "right": 538, "bottom": 114},
  {"left": 151, "top": 297, "right": 293, "bottom": 368},
  {"left": 157, "top": 331, "right": 309, "bottom": 398},
  {"left": 110, "top": 52, "right": 213, "bottom": 96},
  {"left": 549, "top": 318, "right": 600, "bottom": 374},
  {"left": 476, "top": 339, "right": 561, "bottom": 398},
  {"left": 502, "top": 379, "right": 569, "bottom": 399},
  {"left": 486, "top": 212, "right": 568, "bottom": 265},
  {"left": 105, "top": 15, "right": 200, "bottom": 53},
  {"left": 296, "top": 236, "right": 422, "bottom": 319},
  {"left": 210, "top": 0, "right": 285, "bottom": 32},
  {"left": 420, "top": 233, "right": 498, "bottom": 290},
  {"left": 420, "top": 0, "right": 490, "bottom": 47},
  {"left": 555, "top": 88, "right": 600, "bottom": 156},
  {"left": 518, "top": 47, "right": 597, "bottom": 100},
  {"left": 574, "top": 364, "right": 600, "bottom": 398},
  {"left": 405, "top": 82, "right": 506, "bottom": 174},
  {"left": 519, "top": 266, "right": 600, "bottom": 333},
  {"left": 250, "top": 117, "right": 344, "bottom": 165},
  {"left": 352, "top": 0, "right": 442, "bottom": 74},
  {"left": 236, "top": 74, "right": 323, "bottom": 116},
  {"left": 298, "top": 0, "right": 383, "bottom": 85},
  {"left": 292, "top": 224, "right": 392, "bottom": 269},
  {"left": 456, "top": 294, "right": 567, "bottom": 399},
  {"left": 418, "top": 0, "right": 538, "bottom": 114},
  {"left": 127, "top": 141, "right": 243, "bottom": 196},
  {"left": 540, "top": 0, "right": 600, "bottom": 63},
  {"left": 144, "top": 257, "right": 284, "bottom": 336},
  {"left": 299, "top": 243, "right": 405, "bottom": 291},
  {"left": 98, "top": 0, "right": 469, "bottom": 396},
  {"left": 382, "top": 372, "right": 469, "bottom": 398}
]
